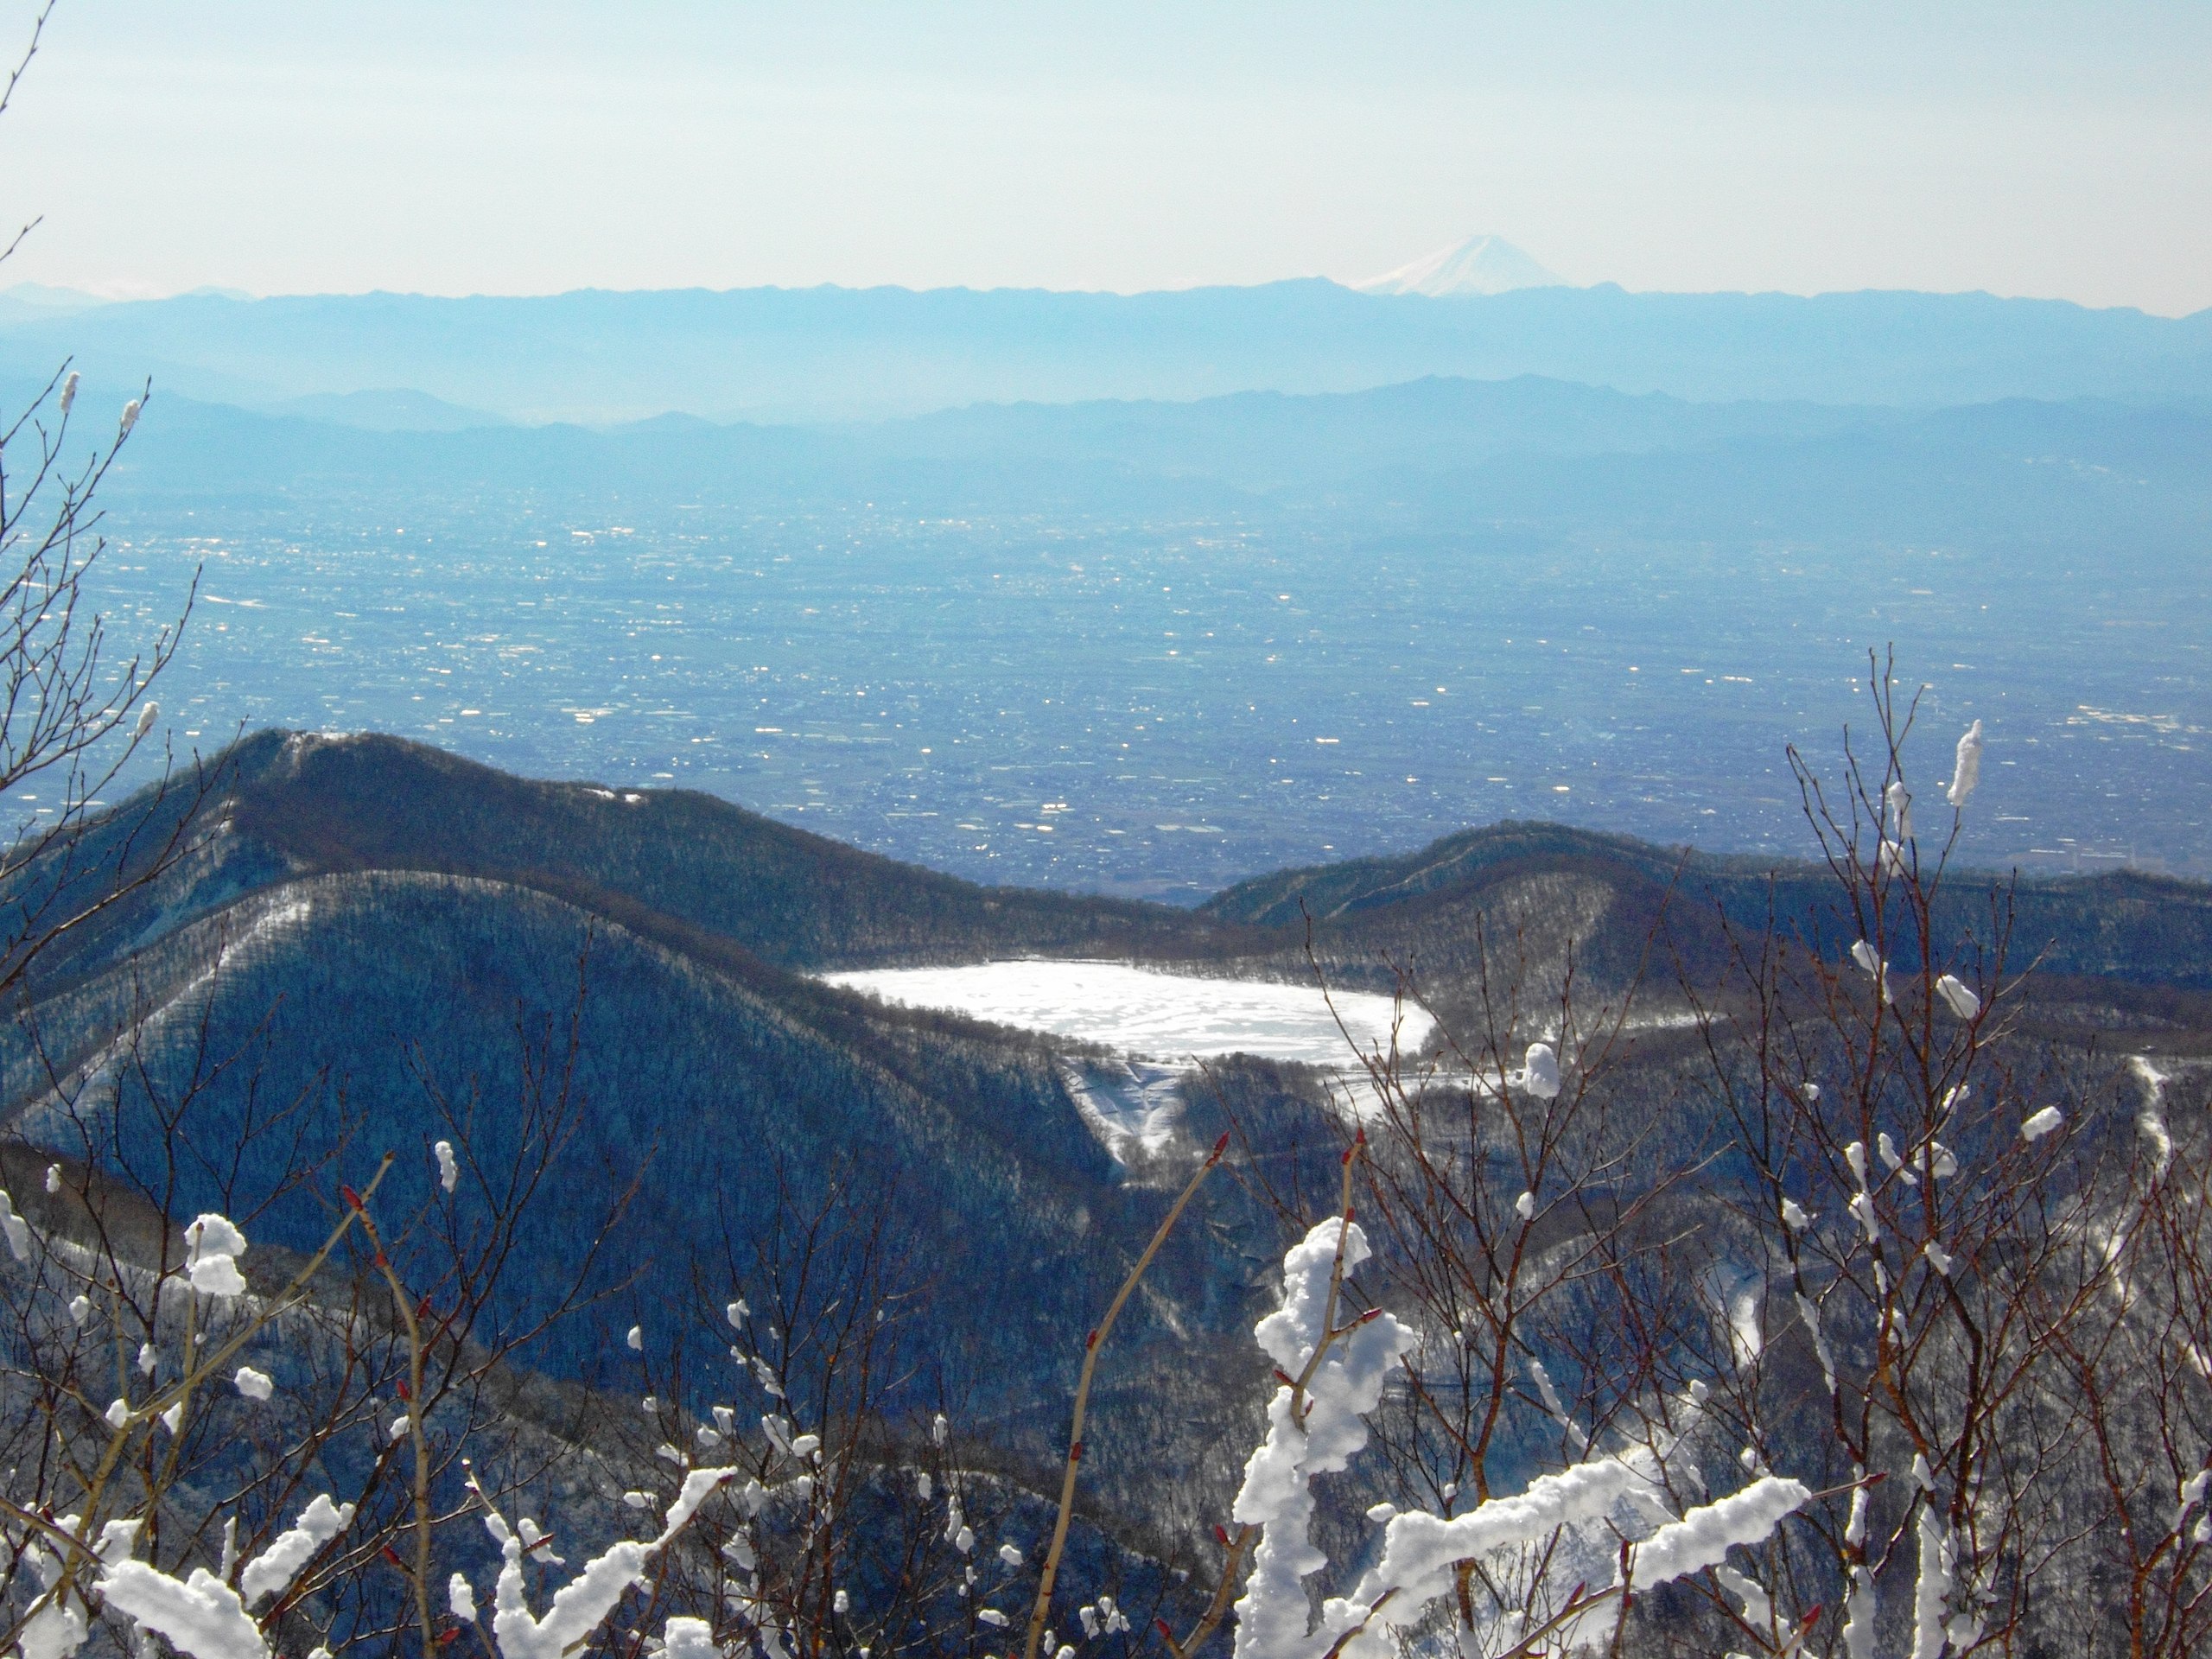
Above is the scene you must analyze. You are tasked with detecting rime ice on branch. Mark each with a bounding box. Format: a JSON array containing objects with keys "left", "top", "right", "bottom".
[{"left": 1224, "top": 1218, "right": 1806, "bottom": 1659}]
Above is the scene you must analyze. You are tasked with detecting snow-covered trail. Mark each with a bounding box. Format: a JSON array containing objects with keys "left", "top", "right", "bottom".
[
  {"left": 10, "top": 891, "right": 320, "bottom": 1140},
  {"left": 820, "top": 960, "right": 1433, "bottom": 1067}
]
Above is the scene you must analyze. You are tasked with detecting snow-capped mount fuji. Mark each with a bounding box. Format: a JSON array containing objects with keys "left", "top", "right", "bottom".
[{"left": 1354, "top": 234, "right": 1565, "bottom": 297}]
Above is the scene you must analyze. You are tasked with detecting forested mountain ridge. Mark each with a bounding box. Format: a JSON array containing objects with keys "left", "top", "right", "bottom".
[
  {"left": 0, "top": 735, "right": 1307, "bottom": 1537},
  {"left": 1206, "top": 816, "right": 2212, "bottom": 999},
  {"left": 23, "top": 730, "right": 1242, "bottom": 991},
  {"left": 22, "top": 731, "right": 2209, "bottom": 1043},
  {"left": 5, "top": 728, "right": 2211, "bottom": 1587}
]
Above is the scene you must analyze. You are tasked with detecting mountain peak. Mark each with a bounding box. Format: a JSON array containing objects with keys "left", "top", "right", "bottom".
[{"left": 1353, "top": 235, "right": 1564, "bottom": 298}]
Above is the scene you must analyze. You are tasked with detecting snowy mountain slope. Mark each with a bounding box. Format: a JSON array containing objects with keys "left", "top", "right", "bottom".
[
  {"left": 22, "top": 733, "right": 2210, "bottom": 1062},
  {"left": 1353, "top": 236, "right": 1565, "bottom": 297},
  {"left": 0, "top": 734, "right": 1357, "bottom": 1537},
  {"left": 15, "top": 736, "right": 2212, "bottom": 1279}
]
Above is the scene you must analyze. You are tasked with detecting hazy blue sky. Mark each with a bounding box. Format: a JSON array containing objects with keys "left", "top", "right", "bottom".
[{"left": 4, "top": 1, "right": 2208, "bottom": 312}]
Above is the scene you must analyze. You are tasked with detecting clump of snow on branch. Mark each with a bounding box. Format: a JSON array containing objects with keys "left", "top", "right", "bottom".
[
  {"left": 99, "top": 1564, "right": 267, "bottom": 1659},
  {"left": 238, "top": 1495, "right": 355, "bottom": 1607},
  {"left": 1911, "top": 1507, "right": 1956, "bottom": 1659},
  {"left": 1624, "top": 1478, "right": 1810, "bottom": 1588},
  {"left": 1850, "top": 940, "right": 1892, "bottom": 1004},
  {"left": 0, "top": 1190, "right": 30, "bottom": 1262},
  {"left": 1840, "top": 1484, "right": 1878, "bottom": 1658},
  {"left": 1517, "top": 1042, "right": 1560, "bottom": 1099},
  {"left": 661, "top": 1618, "right": 716, "bottom": 1659},
  {"left": 1946, "top": 719, "right": 1983, "bottom": 808},
  {"left": 80, "top": 1494, "right": 357, "bottom": 1659},
  {"left": 1935, "top": 974, "right": 1980, "bottom": 1020},
  {"left": 1880, "top": 780, "right": 1914, "bottom": 874},
  {"left": 1884, "top": 780, "right": 1915, "bottom": 842},
  {"left": 19, "top": 1518, "right": 139, "bottom": 1659},
  {"left": 183, "top": 1214, "right": 249, "bottom": 1297},
  {"left": 1324, "top": 1460, "right": 1638, "bottom": 1653}
]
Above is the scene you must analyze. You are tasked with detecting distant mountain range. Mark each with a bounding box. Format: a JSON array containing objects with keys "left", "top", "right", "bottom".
[
  {"left": 97, "top": 372, "right": 2212, "bottom": 563},
  {"left": 265, "top": 385, "right": 512, "bottom": 431},
  {"left": 7, "top": 277, "right": 2209, "bottom": 423}
]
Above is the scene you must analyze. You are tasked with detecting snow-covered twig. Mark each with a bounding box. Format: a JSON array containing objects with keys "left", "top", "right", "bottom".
[{"left": 476, "top": 1467, "right": 740, "bottom": 1659}]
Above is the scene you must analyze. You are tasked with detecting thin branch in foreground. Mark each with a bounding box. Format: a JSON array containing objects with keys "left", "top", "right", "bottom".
[{"left": 1024, "top": 1132, "right": 1231, "bottom": 1659}]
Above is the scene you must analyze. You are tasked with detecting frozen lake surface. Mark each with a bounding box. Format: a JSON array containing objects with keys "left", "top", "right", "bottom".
[{"left": 820, "top": 960, "right": 1433, "bottom": 1066}]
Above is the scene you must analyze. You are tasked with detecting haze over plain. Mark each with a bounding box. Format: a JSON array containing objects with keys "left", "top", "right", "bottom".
[{"left": 1, "top": 1, "right": 2203, "bottom": 893}]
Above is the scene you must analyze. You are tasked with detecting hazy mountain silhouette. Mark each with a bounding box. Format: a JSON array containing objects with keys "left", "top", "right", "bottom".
[
  {"left": 99, "top": 375, "right": 2212, "bottom": 550},
  {"left": 7, "top": 280, "right": 2209, "bottom": 423},
  {"left": 264, "top": 386, "right": 512, "bottom": 431}
]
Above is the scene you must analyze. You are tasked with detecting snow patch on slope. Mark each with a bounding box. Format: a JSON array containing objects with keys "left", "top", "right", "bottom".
[{"left": 1059, "top": 1058, "right": 1187, "bottom": 1164}]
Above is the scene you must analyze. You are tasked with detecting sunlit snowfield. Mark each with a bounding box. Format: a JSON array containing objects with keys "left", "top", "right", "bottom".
[
  {"left": 821, "top": 961, "right": 1434, "bottom": 1065},
  {"left": 86, "top": 493, "right": 2212, "bottom": 894}
]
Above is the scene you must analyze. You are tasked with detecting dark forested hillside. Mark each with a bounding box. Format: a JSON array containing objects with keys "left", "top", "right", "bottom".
[
  {"left": 20, "top": 732, "right": 2209, "bottom": 1053},
  {"left": 27, "top": 731, "right": 1243, "bottom": 983},
  {"left": 0, "top": 739, "right": 1311, "bottom": 1540},
  {"left": 5, "top": 729, "right": 2209, "bottom": 1558},
  {"left": 10, "top": 870, "right": 1161, "bottom": 1377},
  {"left": 1206, "top": 817, "right": 2212, "bottom": 1000}
]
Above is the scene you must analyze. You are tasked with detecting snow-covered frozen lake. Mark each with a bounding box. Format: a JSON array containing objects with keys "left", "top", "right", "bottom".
[{"left": 820, "top": 960, "right": 1433, "bottom": 1066}]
